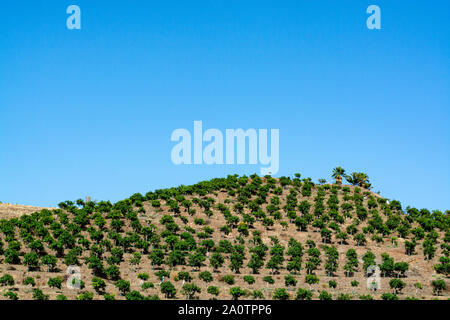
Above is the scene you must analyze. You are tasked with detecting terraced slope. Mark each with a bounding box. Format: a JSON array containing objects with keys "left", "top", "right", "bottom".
[{"left": 0, "top": 174, "right": 448, "bottom": 300}]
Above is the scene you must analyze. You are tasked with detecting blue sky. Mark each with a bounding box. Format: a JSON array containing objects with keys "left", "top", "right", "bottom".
[{"left": 0, "top": 1, "right": 449, "bottom": 211}]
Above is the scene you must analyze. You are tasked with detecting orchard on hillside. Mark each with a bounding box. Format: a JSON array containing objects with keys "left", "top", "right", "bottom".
[{"left": 0, "top": 168, "right": 448, "bottom": 300}]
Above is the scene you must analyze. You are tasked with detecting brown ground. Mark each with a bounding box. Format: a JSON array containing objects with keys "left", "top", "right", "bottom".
[{"left": 0, "top": 203, "right": 56, "bottom": 219}]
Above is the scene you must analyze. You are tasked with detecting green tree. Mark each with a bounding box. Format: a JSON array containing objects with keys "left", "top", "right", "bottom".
[
  {"left": 207, "top": 286, "right": 220, "bottom": 299},
  {"left": 47, "top": 277, "right": 63, "bottom": 289},
  {"left": 344, "top": 249, "right": 359, "bottom": 277},
  {"left": 296, "top": 288, "right": 313, "bottom": 300},
  {"left": 230, "top": 287, "right": 245, "bottom": 300},
  {"left": 389, "top": 279, "right": 405, "bottom": 295},
  {"left": 272, "top": 288, "right": 290, "bottom": 300},
  {"left": 188, "top": 251, "right": 206, "bottom": 271},
  {"left": 331, "top": 167, "right": 346, "bottom": 185},
  {"left": 181, "top": 283, "right": 201, "bottom": 300},
  {"left": 115, "top": 279, "right": 130, "bottom": 296},
  {"left": 41, "top": 254, "right": 57, "bottom": 272},
  {"left": 319, "top": 291, "right": 332, "bottom": 300},
  {"left": 23, "top": 252, "right": 40, "bottom": 271},
  {"left": 161, "top": 281, "right": 177, "bottom": 298},
  {"left": 92, "top": 277, "right": 106, "bottom": 293},
  {"left": 305, "top": 274, "right": 319, "bottom": 290},
  {"left": 210, "top": 252, "right": 224, "bottom": 271},
  {"left": 431, "top": 280, "right": 446, "bottom": 296}
]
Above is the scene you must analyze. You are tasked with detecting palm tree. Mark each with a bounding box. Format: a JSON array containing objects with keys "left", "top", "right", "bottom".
[
  {"left": 345, "top": 172, "right": 371, "bottom": 189},
  {"left": 331, "top": 167, "right": 346, "bottom": 185}
]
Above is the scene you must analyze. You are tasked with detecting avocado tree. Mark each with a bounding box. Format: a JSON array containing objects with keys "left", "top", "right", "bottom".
[
  {"left": 181, "top": 283, "right": 201, "bottom": 300},
  {"left": 272, "top": 288, "right": 290, "bottom": 300},
  {"left": 295, "top": 288, "right": 313, "bottom": 300},
  {"left": 389, "top": 279, "right": 405, "bottom": 295},
  {"left": 305, "top": 274, "right": 319, "bottom": 291},
  {"left": 431, "top": 280, "right": 446, "bottom": 296},
  {"left": 161, "top": 281, "right": 177, "bottom": 298},
  {"left": 207, "top": 286, "right": 220, "bottom": 299},
  {"left": 229, "top": 287, "right": 245, "bottom": 300}
]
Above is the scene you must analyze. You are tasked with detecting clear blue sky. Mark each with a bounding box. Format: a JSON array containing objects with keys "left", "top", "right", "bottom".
[{"left": 0, "top": 1, "right": 449, "bottom": 211}]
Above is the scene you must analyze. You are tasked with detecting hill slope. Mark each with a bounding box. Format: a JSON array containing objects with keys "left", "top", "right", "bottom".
[{"left": 0, "top": 174, "right": 448, "bottom": 300}]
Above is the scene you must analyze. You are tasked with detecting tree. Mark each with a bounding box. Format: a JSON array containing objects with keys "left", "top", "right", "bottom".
[
  {"left": 324, "top": 246, "right": 339, "bottom": 276},
  {"left": 253, "top": 290, "right": 264, "bottom": 299},
  {"left": 381, "top": 293, "right": 398, "bottom": 300},
  {"left": 354, "top": 233, "right": 367, "bottom": 246},
  {"left": 210, "top": 252, "right": 224, "bottom": 271},
  {"left": 104, "top": 265, "right": 120, "bottom": 280},
  {"left": 0, "top": 274, "right": 14, "bottom": 286},
  {"left": 394, "top": 262, "right": 409, "bottom": 278},
  {"left": 188, "top": 251, "right": 206, "bottom": 271},
  {"left": 331, "top": 167, "right": 346, "bottom": 185},
  {"left": 125, "top": 291, "right": 145, "bottom": 300},
  {"left": 423, "top": 239, "right": 437, "bottom": 261},
  {"left": 296, "top": 288, "right": 313, "bottom": 300},
  {"left": 362, "top": 251, "right": 376, "bottom": 272},
  {"left": 222, "top": 275, "right": 235, "bottom": 285},
  {"left": 434, "top": 256, "right": 450, "bottom": 277},
  {"left": 305, "top": 274, "right": 319, "bottom": 290},
  {"left": 405, "top": 240, "right": 417, "bottom": 256},
  {"left": 294, "top": 217, "right": 308, "bottom": 232},
  {"left": 286, "top": 257, "right": 302, "bottom": 274},
  {"left": 243, "top": 275, "right": 255, "bottom": 285},
  {"left": 266, "top": 244, "right": 285, "bottom": 274},
  {"left": 389, "top": 279, "right": 405, "bottom": 295},
  {"left": 181, "top": 283, "right": 201, "bottom": 300},
  {"left": 379, "top": 253, "right": 394, "bottom": 277},
  {"left": 92, "top": 277, "right": 107, "bottom": 293},
  {"left": 337, "top": 293, "right": 351, "bottom": 300},
  {"left": 23, "top": 252, "right": 40, "bottom": 271},
  {"left": 32, "top": 289, "right": 49, "bottom": 300},
  {"left": 272, "top": 288, "right": 290, "bottom": 300},
  {"left": 4, "top": 291, "right": 18, "bottom": 300},
  {"left": 229, "top": 252, "right": 244, "bottom": 274},
  {"left": 345, "top": 172, "right": 371, "bottom": 189},
  {"left": 207, "top": 286, "right": 220, "bottom": 299},
  {"left": 344, "top": 249, "right": 359, "bottom": 277},
  {"left": 161, "top": 281, "right": 177, "bottom": 298},
  {"left": 85, "top": 254, "right": 104, "bottom": 276},
  {"left": 431, "top": 280, "right": 446, "bottom": 296},
  {"left": 23, "top": 277, "right": 36, "bottom": 287},
  {"left": 230, "top": 287, "right": 245, "bottom": 300},
  {"left": 176, "top": 271, "right": 193, "bottom": 282},
  {"left": 199, "top": 271, "right": 213, "bottom": 283},
  {"left": 263, "top": 276, "right": 274, "bottom": 285},
  {"left": 77, "top": 291, "right": 94, "bottom": 300},
  {"left": 305, "top": 248, "right": 321, "bottom": 274},
  {"left": 41, "top": 255, "right": 57, "bottom": 272},
  {"left": 47, "top": 277, "right": 63, "bottom": 289},
  {"left": 319, "top": 291, "right": 332, "bottom": 300},
  {"left": 115, "top": 279, "right": 130, "bottom": 296},
  {"left": 284, "top": 275, "right": 297, "bottom": 287},
  {"left": 248, "top": 254, "right": 264, "bottom": 274}
]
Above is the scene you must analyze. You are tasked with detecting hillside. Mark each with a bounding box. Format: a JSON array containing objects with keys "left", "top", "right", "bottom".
[
  {"left": 0, "top": 173, "right": 448, "bottom": 300},
  {"left": 0, "top": 203, "right": 56, "bottom": 220}
]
